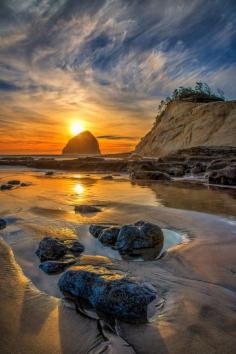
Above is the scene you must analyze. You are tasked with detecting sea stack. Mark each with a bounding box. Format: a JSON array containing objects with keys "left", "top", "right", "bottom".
[{"left": 62, "top": 131, "right": 101, "bottom": 155}]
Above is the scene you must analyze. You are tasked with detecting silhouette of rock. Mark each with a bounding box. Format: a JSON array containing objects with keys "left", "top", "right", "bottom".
[{"left": 62, "top": 131, "right": 101, "bottom": 155}]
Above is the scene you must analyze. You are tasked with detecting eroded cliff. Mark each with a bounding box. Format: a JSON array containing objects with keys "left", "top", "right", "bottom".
[{"left": 135, "top": 101, "right": 236, "bottom": 157}]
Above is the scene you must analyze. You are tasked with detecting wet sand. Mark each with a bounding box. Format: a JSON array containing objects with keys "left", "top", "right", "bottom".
[{"left": 0, "top": 167, "right": 236, "bottom": 353}]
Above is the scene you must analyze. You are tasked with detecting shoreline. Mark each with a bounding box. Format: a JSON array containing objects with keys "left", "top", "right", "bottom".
[
  {"left": 1, "top": 203, "right": 236, "bottom": 353},
  {"left": 0, "top": 167, "right": 236, "bottom": 353}
]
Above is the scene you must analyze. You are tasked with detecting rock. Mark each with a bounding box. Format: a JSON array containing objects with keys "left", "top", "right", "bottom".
[
  {"left": 0, "top": 219, "right": 7, "bottom": 230},
  {"left": 134, "top": 220, "right": 146, "bottom": 227},
  {"left": 115, "top": 225, "right": 141, "bottom": 253},
  {"left": 7, "top": 180, "right": 21, "bottom": 185},
  {"left": 1, "top": 184, "right": 14, "bottom": 190},
  {"left": 98, "top": 227, "right": 121, "bottom": 246},
  {"left": 89, "top": 224, "right": 107, "bottom": 238},
  {"left": 208, "top": 165, "right": 236, "bottom": 186},
  {"left": 75, "top": 205, "right": 101, "bottom": 214},
  {"left": 191, "top": 162, "right": 205, "bottom": 175},
  {"left": 206, "top": 159, "right": 231, "bottom": 171},
  {"left": 45, "top": 171, "right": 54, "bottom": 176},
  {"left": 68, "top": 240, "right": 85, "bottom": 255},
  {"left": 140, "top": 223, "right": 164, "bottom": 247},
  {"left": 131, "top": 170, "right": 171, "bottom": 181},
  {"left": 62, "top": 130, "right": 101, "bottom": 155},
  {"left": 168, "top": 167, "right": 185, "bottom": 177},
  {"left": 35, "top": 237, "right": 67, "bottom": 261},
  {"left": 58, "top": 265, "right": 157, "bottom": 323},
  {"left": 102, "top": 175, "right": 113, "bottom": 180},
  {"left": 129, "top": 153, "right": 142, "bottom": 161},
  {"left": 115, "top": 223, "right": 164, "bottom": 255},
  {"left": 20, "top": 182, "right": 28, "bottom": 187},
  {"left": 39, "top": 259, "right": 76, "bottom": 274}
]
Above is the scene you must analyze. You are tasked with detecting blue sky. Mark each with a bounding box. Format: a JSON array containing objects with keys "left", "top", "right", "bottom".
[{"left": 0, "top": 0, "right": 236, "bottom": 153}]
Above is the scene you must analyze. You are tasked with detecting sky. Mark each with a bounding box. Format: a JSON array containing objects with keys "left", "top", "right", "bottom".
[{"left": 0, "top": 0, "right": 236, "bottom": 154}]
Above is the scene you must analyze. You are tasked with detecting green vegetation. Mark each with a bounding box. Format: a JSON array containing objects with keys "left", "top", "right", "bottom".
[{"left": 158, "top": 82, "right": 225, "bottom": 113}]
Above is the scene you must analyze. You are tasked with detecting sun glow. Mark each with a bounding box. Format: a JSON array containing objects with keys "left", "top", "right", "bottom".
[
  {"left": 74, "top": 183, "right": 84, "bottom": 194},
  {"left": 70, "top": 121, "right": 85, "bottom": 136}
]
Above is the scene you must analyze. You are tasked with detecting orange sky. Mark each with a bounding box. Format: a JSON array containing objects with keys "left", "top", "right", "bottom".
[
  {"left": 0, "top": 99, "right": 154, "bottom": 155},
  {"left": 1, "top": 1, "right": 234, "bottom": 155}
]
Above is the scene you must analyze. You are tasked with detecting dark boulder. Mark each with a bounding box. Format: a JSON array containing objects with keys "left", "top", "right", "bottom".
[
  {"left": 36, "top": 237, "right": 67, "bottom": 262},
  {"left": 75, "top": 205, "right": 101, "bottom": 214},
  {"left": 62, "top": 130, "right": 101, "bottom": 155},
  {"left": 115, "top": 223, "right": 164, "bottom": 256},
  {"left": 0, "top": 219, "right": 7, "bottom": 230},
  {"left": 130, "top": 170, "right": 171, "bottom": 181},
  {"left": 98, "top": 227, "right": 120, "bottom": 246},
  {"left": 58, "top": 265, "right": 157, "bottom": 323},
  {"left": 89, "top": 224, "right": 107, "bottom": 238},
  {"left": 208, "top": 165, "right": 236, "bottom": 186},
  {"left": 115, "top": 225, "right": 141, "bottom": 253},
  {"left": 39, "top": 259, "right": 76, "bottom": 274}
]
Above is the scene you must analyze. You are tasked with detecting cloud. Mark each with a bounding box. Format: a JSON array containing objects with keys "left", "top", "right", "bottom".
[
  {"left": 0, "top": 0, "right": 236, "bottom": 153},
  {"left": 0, "top": 79, "right": 21, "bottom": 91}
]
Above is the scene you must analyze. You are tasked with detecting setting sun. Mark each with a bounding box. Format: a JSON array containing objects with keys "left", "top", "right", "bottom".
[{"left": 70, "top": 122, "right": 85, "bottom": 136}]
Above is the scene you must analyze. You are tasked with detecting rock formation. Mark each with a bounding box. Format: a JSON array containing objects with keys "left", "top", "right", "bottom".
[
  {"left": 135, "top": 101, "right": 236, "bottom": 157},
  {"left": 62, "top": 130, "right": 101, "bottom": 155}
]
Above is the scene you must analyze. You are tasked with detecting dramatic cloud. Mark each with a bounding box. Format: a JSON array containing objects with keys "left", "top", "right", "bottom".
[{"left": 0, "top": 0, "right": 235, "bottom": 153}]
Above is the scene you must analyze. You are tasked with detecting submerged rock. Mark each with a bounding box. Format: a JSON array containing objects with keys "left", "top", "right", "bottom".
[
  {"left": 0, "top": 219, "right": 7, "bottom": 230},
  {"left": 208, "top": 165, "right": 236, "bottom": 186},
  {"left": 45, "top": 171, "right": 54, "bottom": 176},
  {"left": 98, "top": 227, "right": 120, "bottom": 246},
  {"left": 36, "top": 237, "right": 68, "bottom": 261},
  {"left": 89, "top": 224, "right": 107, "bottom": 238},
  {"left": 39, "top": 259, "right": 76, "bottom": 274},
  {"left": 7, "top": 180, "right": 21, "bottom": 185},
  {"left": 75, "top": 205, "right": 101, "bottom": 214},
  {"left": 102, "top": 175, "right": 113, "bottom": 180},
  {"left": 1, "top": 184, "right": 14, "bottom": 190},
  {"left": 20, "top": 182, "right": 29, "bottom": 187},
  {"left": 58, "top": 265, "right": 157, "bottom": 323}
]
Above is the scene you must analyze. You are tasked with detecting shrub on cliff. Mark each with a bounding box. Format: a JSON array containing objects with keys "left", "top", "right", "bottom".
[{"left": 158, "top": 82, "right": 225, "bottom": 113}]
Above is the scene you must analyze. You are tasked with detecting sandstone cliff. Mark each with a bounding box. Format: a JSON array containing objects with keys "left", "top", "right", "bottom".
[
  {"left": 62, "top": 131, "right": 101, "bottom": 155},
  {"left": 135, "top": 101, "right": 236, "bottom": 157}
]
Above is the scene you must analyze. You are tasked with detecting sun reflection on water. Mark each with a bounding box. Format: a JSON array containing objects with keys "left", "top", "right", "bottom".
[{"left": 74, "top": 183, "right": 85, "bottom": 194}]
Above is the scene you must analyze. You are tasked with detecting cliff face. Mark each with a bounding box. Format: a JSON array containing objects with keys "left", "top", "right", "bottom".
[
  {"left": 135, "top": 101, "right": 236, "bottom": 157},
  {"left": 62, "top": 131, "right": 101, "bottom": 155}
]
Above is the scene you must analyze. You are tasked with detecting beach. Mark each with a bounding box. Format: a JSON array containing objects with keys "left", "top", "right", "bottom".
[{"left": 0, "top": 166, "right": 236, "bottom": 353}]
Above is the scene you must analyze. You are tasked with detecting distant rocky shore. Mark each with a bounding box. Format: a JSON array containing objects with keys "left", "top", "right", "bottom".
[{"left": 0, "top": 145, "right": 236, "bottom": 186}]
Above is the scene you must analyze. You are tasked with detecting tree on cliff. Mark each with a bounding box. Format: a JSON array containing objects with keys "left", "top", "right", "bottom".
[{"left": 158, "top": 82, "right": 225, "bottom": 114}]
